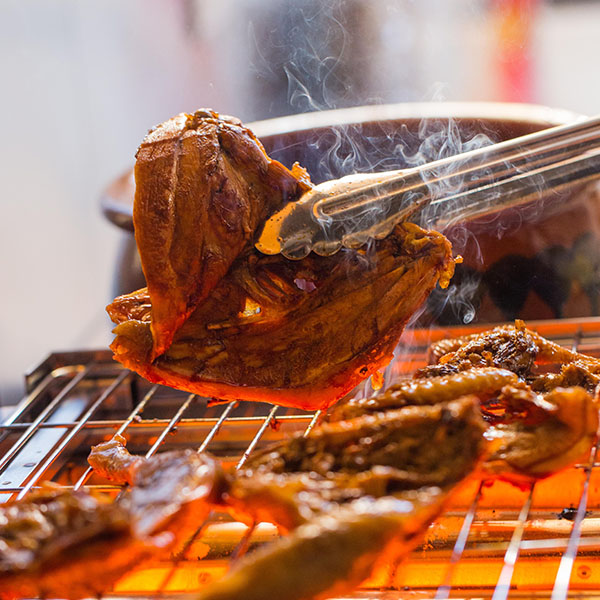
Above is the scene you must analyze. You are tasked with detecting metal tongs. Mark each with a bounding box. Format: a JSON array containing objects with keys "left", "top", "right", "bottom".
[{"left": 256, "top": 115, "right": 600, "bottom": 259}]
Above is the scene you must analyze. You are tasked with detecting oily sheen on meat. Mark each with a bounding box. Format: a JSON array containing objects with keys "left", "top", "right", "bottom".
[{"left": 107, "top": 109, "right": 456, "bottom": 409}]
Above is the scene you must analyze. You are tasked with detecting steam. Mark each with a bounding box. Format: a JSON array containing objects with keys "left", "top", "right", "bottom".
[{"left": 247, "top": 1, "right": 553, "bottom": 389}]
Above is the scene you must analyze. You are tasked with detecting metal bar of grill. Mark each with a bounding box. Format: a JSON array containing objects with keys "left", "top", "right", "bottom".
[
  {"left": 551, "top": 439, "right": 599, "bottom": 599},
  {"left": 1, "top": 319, "right": 600, "bottom": 598},
  {"left": 491, "top": 485, "right": 536, "bottom": 600}
]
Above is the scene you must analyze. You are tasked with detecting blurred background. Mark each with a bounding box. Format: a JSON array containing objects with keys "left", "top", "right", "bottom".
[{"left": 1, "top": 0, "right": 599, "bottom": 406}]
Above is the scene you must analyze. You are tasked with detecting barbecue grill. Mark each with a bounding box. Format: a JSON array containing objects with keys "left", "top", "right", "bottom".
[{"left": 2, "top": 318, "right": 600, "bottom": 599}]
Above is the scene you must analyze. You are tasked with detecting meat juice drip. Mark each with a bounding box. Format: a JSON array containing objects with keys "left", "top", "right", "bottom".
[{"left": 371, "top": 370, "right": 384, "bottom": 391}]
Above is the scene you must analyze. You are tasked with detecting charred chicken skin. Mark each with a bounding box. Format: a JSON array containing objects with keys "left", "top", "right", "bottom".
[
  {"left": 194, "top": 493, "right": 448, "bottom": 600},
  {"left": 108, "top": 109, "right": 456, "bottom": 410},
  {"left": 0, "top": 396, "right": 486, "bottom": 600},
  {"left": 333, "top": 321, "right": 599, "bottom": 484},
  {"left": 0, "top": 485, "right": 150, "bottom": 600},
  {"left": 228, "top": 396, "right": 487, "bottom": 531},
  {"left": 133, "top": 109, "right": 311, "bottom": 359},
  {"left": 88, "top": 397, "right": 487, "bottom": 600},
  {"left": 4, "top": 320, "right": 597, "bottom": 600},
  {"left": 0, "top": 452, "right": 225, "bottom": 600}
]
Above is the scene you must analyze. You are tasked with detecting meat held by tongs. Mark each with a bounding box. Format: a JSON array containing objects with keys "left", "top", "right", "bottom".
[{"left": 107, "top": 109, "right": 457, "bottom": 410}]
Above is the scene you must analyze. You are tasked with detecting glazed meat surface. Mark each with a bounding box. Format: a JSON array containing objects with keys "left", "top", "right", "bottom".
[
  {"left": 196, "top": 493, "right": 447, "bottom": 600},
  {"left": 229, "top": 396, "right": 487, "bottom": 531},
  {"left": 109, "top": 221, "right": 454, "bottom": 410},
  {"left": 417, "top": 321, "right": 540, "bottom": 379},
  {"left": 331, "top": 322, "right": 599, "bottom": 484},
  {"left": 0, "top": 450, "right": 226, "bottom": 600},
  {"left": 196, "top": 396, "right": 487, "bottom": 600},
  {"left": 0, "top": 485, "right": 149, "bottom": 600},
  {"left": 108, "top": 109, "right": 456, "bottom": 409},
  {"left": 484, "top": 385, "right": 598, "bottom": 483},
  {"left": 134, "top": 109, "right": 311, "bottom": 358},
  {"left": 329, "top": 367, "right": 519, "bottom": 421}
]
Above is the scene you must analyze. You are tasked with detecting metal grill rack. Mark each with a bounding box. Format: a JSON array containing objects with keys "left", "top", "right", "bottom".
[{"left": 3, "top": 318, "right": 600, "bottom": 599}]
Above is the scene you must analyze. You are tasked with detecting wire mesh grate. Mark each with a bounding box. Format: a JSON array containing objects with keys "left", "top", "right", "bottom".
[{"left": 2, "top": 317, "right": 600, "bottom": 598}]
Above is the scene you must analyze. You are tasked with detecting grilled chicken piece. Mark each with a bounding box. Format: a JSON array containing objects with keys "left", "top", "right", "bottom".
[
  {"left": 0, "top": 484, "right": 152, "bottom": 600},
  {"left": 109, "top": 221, "right": 454, "bottom": 410},
  {"left": 197, "top": 398, "right": 487, "bottom": 600},
  {"left": 87, "top": 397, "right": 486, "bottom": 534},
  {"left": 329, "top": 367, "right": 519, "bottom": 421},
  {"left": 88, "top": 445, "right": 226, "bottom": 537},
  {"left": 195, "top": 493, "right": 446, "bottom": 600},
  {"left": 426, "top": 320, "right": 600, "bottom": 389},
  {"left": 123, "top": 449, "right": 225, "bottom": 538},
  {"left": 417, "top": 320, "right": 540, "bottom": 379},
  {"left": 134, "top": 109, "right": 311, "bottom": 358},
  {"left": 416, "top": 323, "right": 600, "bottom": 482},
  {"left": 484, "top": 385, "right": 598, "bottom": 484},
  {"left": 229, "top": 396, "right": 487, "bottom": 531},
  {"left": 332, "top": 323, "right": 599, "bottom": 484},
  {"left": 0, "top": 451, "right": 225, "bottom": 600},
  {"left": 87, "top": 433, "right": 144, "bottom": 485}
]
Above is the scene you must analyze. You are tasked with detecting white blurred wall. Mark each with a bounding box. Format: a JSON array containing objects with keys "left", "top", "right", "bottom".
[{"left": 1, "top": 0, "right": 599, "bottom": 406}]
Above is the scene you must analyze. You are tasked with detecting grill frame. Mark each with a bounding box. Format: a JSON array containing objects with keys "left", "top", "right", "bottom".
[{"left": 2, "top": 317, "right": 600, "bottom": 599}]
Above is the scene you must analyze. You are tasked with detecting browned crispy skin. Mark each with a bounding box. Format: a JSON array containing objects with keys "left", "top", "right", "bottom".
[
  {"left": 111, "top": 109, "right": 456, "bottom": 408},
  {"left": 197, "top": 398, "right": 487, "bottom": 600},
  {"left": 228, "top": 397, "right": 487, "bottom": 531},
  {"left": 0, "top": 485, "right": 153, "bottom": 600},
  {"left": 329, "top": 367, "right": 519, "bottom": 421},
  {"left": 88, "top": 445, "right": 227, "bottom": 537},
  {"left": 126, "top": 449, "right": 226, "bottom": 538},
  {"left": 195, "top": 493, "right": 447, "bottom": 600},
  {"left": 0, "top": 451, "right": 226, "bottom": 600},
  {"left": 483, "top": 385, "right": 598, "bottom": 484},
  {"left": 88, "top": 433, "right": 144, "bottom": 485},
  {"left": 134, "top": 109, "right": 311, "bottom": 358},
  {"left": 108, "top": 222, "right": 454, "bottom": 410},
  {"left": 419, "top": 322, "right": 600, "bottom": 483},
  {"left": 417, "top": 320, "right": 540, "bottom": 379}
]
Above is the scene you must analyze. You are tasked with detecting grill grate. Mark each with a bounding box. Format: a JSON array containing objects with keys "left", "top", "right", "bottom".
[{"left": 3, "top": 318, "right": 600, "bottom": 598}]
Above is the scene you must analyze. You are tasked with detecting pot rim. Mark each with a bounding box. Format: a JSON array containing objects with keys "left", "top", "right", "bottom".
[
  {"left": 248, "top": 101, "right": 585, "bottom": 138},
  {"left": 102, "top": 101, "right": 586, "bottom": 231}
]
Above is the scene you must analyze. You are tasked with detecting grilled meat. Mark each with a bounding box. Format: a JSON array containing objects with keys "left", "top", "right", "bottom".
[
  {"left": 229, "top": 396, "right": 487, "bottom": 531},
  {"left": 417, "top": 320, "right": 540, "bottom": 379},
  {"left": 0, "top": 451, "right": 225, "bottom": 599},
  {"left": 87, "top": 433, "right": 144, "bottom": 485},
  {"left": 108, "top": 109, "right": 456, "bottom": 410},
  {"left": 0, "top": 484, "right": 151, "bottom": 600},
  {"left": 133, "top": 109, "right": 311, "bottom": 359},
  {"left": 195, "top": 493, "right": 446, "bottom": 600},
  {"left": 329, "top": 367, "right": 519, "bottom": 421},
  {"left": 88, "top": 445, "right": 226, "bottom": 537},
  {"left": 197, "top": 397, "right": 487, "bottom": 600},
  {"left": 484, "top": 385, "right": 598, "bottom": 483},
  {"left": 109, "top": 222, "right": 454, "bottom": 410},
  {"left": 332, "top": 323, "right": 599, "bottom": 484},
  {"left": 123, "top": 449, "right": 225, "bottom": 538},
  {"left": 87, "top": 397, "right": 486, "bottom": 534},
  {"left": 426, "top": 320, "right": 600, "bottom": 390}
]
